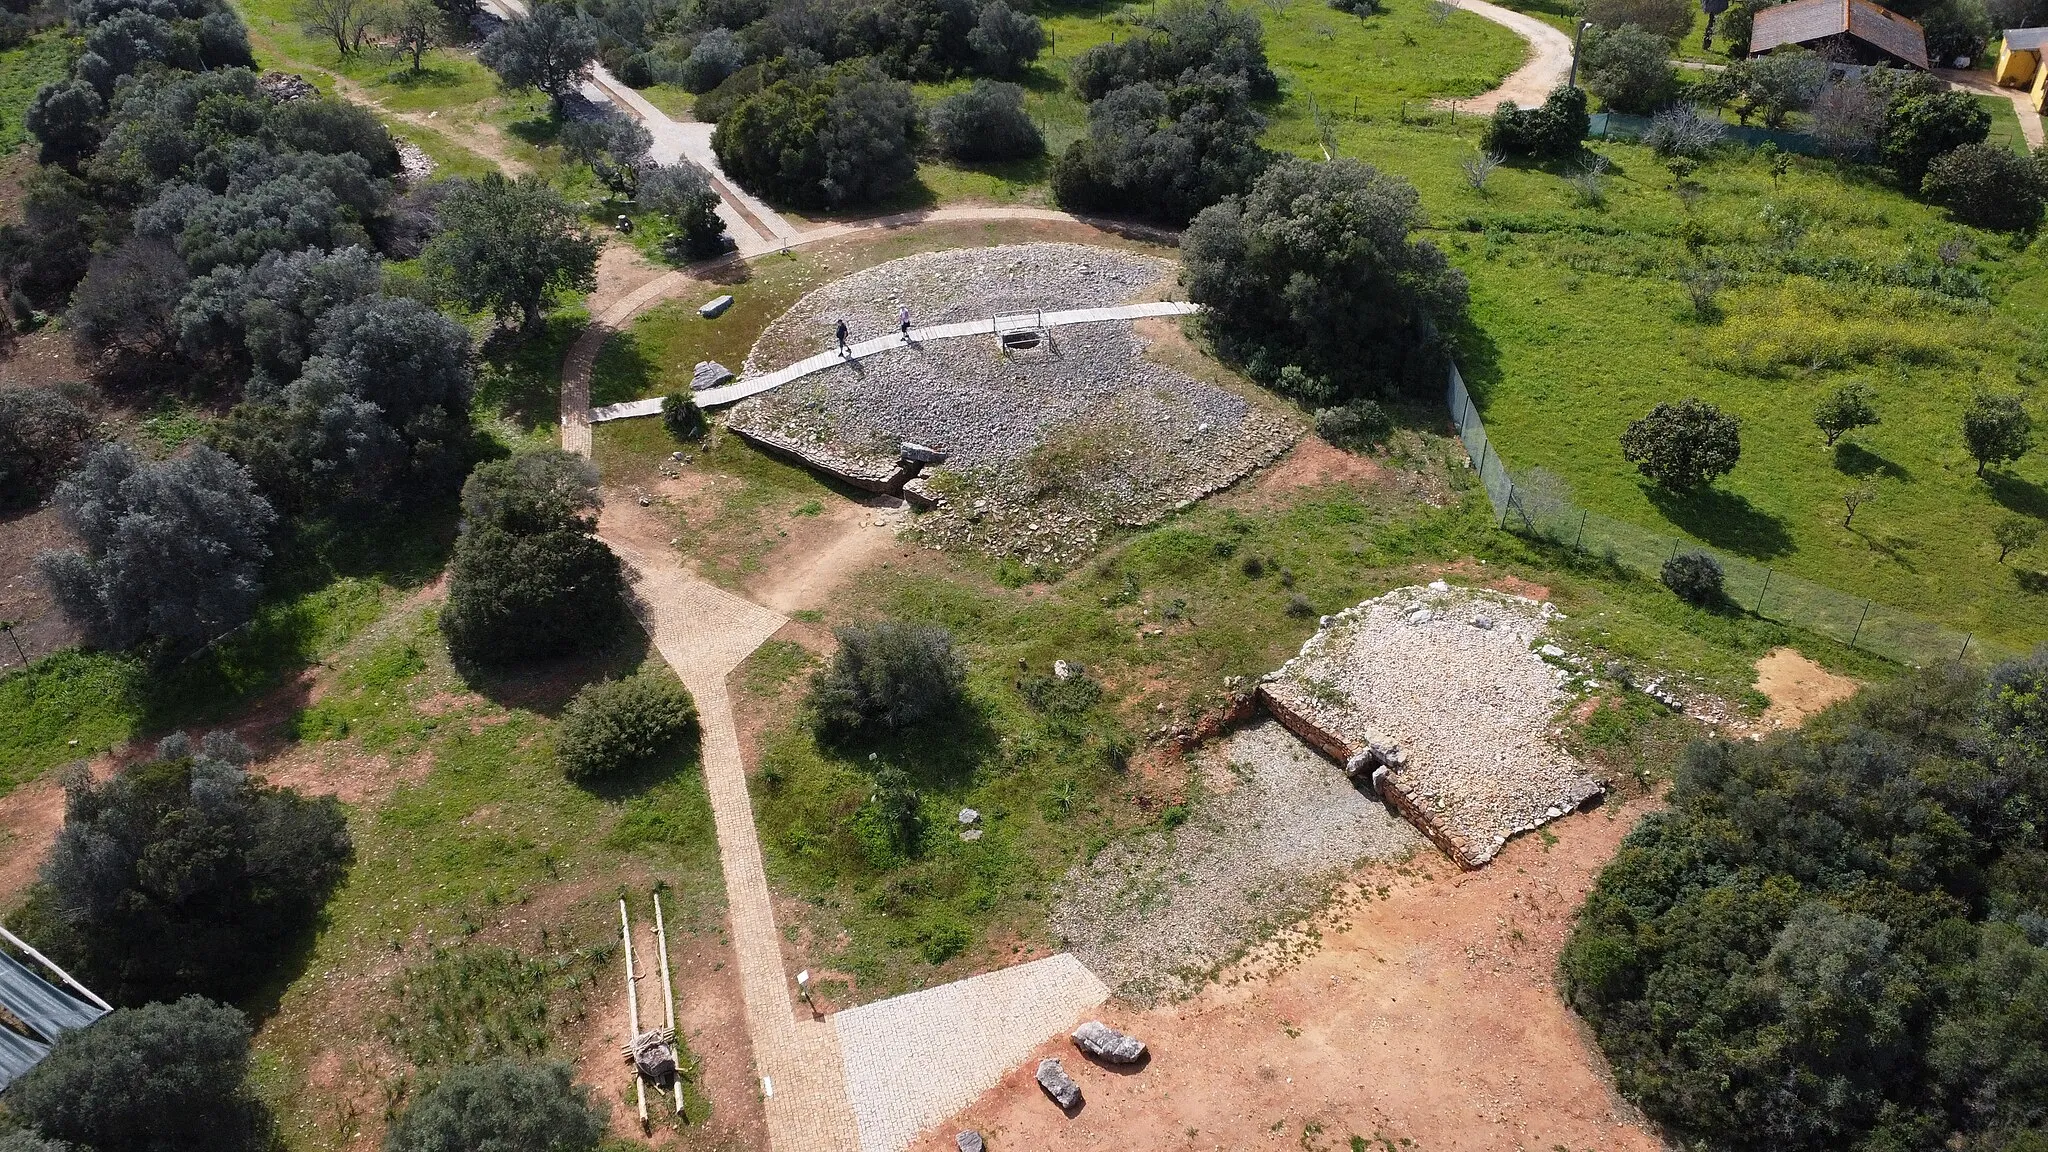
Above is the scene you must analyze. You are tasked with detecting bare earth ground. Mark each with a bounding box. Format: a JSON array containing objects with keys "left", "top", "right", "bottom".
[
  {"left": 0, "top": 502, "right": 80, "bottom": 670},
  {"left": 1753, "top": 646, "right": 1860, "bottom": 729},
  {"left": 908, "top": 793, "right": 1670, "bottom": 1152}
]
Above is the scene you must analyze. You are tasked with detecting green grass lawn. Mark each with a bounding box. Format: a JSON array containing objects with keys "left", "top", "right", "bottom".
[
  {"left": 236, "top": 604, "right": 730, "bottom": 1150},
  {"left": 0, "top": 30, "right": 76, "bottom": 156}
]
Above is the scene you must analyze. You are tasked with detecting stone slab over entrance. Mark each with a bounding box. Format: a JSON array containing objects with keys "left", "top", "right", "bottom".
[{"left": 833, "top": 953, "right": 1109, "bottom": 1152}]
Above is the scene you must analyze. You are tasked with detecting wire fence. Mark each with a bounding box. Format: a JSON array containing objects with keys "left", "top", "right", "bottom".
[{"left": 1445, "top": 362, "right": 2009, "bottom": 668}]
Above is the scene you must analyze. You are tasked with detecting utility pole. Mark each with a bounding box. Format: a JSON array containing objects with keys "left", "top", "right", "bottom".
[{"left": 1567, "top": 20, "right": 1592, "bottom": 87}]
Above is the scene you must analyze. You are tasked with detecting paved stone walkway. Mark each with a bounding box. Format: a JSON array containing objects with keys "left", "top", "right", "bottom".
[
  {"left": 834, "top": 954, "right": 1109, "bottom": 1152},
  {"left": 602, "top": 526, "right": 861, "bottom": 1151},
  {"left": 589, "top": 300, "right": 1201, "bottom": 421}
]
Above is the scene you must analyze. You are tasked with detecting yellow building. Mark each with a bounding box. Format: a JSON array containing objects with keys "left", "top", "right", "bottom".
[{"left": 1996, "top": 27, "right": 2048, "bottom": 88}]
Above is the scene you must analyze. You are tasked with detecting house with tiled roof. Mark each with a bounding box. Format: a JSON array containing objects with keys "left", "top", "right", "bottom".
[{"left": 1749, "top": 0, "right": 1931, "bottom": 70}]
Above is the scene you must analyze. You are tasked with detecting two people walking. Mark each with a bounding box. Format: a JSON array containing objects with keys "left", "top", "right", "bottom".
[{"left": 834, "top": 305, "right": 913, "bottom": 358}]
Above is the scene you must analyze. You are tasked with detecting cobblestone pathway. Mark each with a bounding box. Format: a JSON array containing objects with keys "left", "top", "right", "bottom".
[
  {"left": 602, "top": 525, "right": 861, "bottom": 1151},
  {"left": 834, "top": 954, "right": 1109, "bottom": 1152}
]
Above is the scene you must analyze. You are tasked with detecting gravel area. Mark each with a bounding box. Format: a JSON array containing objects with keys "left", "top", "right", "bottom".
[
  {"left": 727, "top": 245, "right": 1299, "bottom": 563},
  {"left": 1261, "top": 584, "right": 1605, "bottom": 868},
  {"left": 745, "top": 243, "right": 1175, "bottom": 374},
  {"left": 1049, "top": 720, "right": 1422, "bottom": 1006}
]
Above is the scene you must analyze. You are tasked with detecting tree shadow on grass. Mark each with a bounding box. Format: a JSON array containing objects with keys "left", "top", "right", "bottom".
[
  {"left": 1445, "top": 316, "right": 1505, "bottom": 409},
  {"left": 2017, "top": 568, "right": 2048, "bottom": 595},
  {"left": 820, "top": 696, "right": 1003, "bottom": 792},
  {"left": 589, "top": 332, "right": 657, "bottom": 407},
  {"left": 1644, "top": 484, "right": 1796, "bottom": 560},
  {"left": 457, "top": 627, "right": 654, "bottom": 718},
  {"left": 578, "top": 738, "right": 704, "bottom": 803},
  {"left": 1987, "top": 470, "right": 2048, "bottom": 520},
  {"left": 507, "top": 114, "right": 560, "bottom": 148},
  {"left": 1833, "top": 441, "right": 1912, "bottom": 482},
  {"left": 476, "top": 314, "right": 586, "bottom": 432}
]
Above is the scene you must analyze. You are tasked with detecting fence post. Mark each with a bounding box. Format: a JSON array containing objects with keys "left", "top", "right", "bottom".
[
  {"left": 1959, "top": 633, "right": 1973, "bottom": 661},
  {"left": 1755, "top": 568, "right": 1772, "bottom": 615},
  {"left": 1478, "top": 441, "right": 1492, "bottom": 485},
  {"left": 1850, "top": 599, "right": 1872, "bottom": 650},
  {"left": 1500, "top": 483, "right": 1516, "bottom": 529},
  {"left": 1572, "top": 508, "right": 1589, "bottom": 553}
]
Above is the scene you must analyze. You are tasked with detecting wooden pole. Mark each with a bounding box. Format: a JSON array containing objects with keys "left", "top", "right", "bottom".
[
  {"left": 620, "top": 898, "right": 647, "bottom": 1125},
  {"left": 654, "top": 892, "right": 683, "bottom": 1117},
  {"left": 0, "top": 925, "right": 112, "bottom": 1012}
]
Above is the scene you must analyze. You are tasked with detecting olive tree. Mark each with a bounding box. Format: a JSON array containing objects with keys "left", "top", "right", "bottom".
[
  {"left": 385, "top": 1061, "right": 606, "bottom": 1152},
  {"left": 929, "top": 79, "right": 1041, "bottom": 161},
  {"left": 1963, "top": 390, "right": 2033, "bottom": 477},
  {"left": 967, "top": 0, "right": 1045, "bottom": 77},
  {"left": 809, "top": 619, "right": 967, "bottom": 742},
  {"left": 479, "top": 2, "right": 599, "bottom": 115},
  {"left": 1995, "top": 515, "right": 2041, "bottom": 563},
  {"left": 0, "top": 386, "right": 93, "bottom": 505},
  {"left": 1620, "top": 397, "right": 1742, "bottom": 490},
  {"left": 37, "top": 443, "right": 276, "bottom": 653},
  {"left": 560, "top": 108, "right": 652, "bottom": 198},
  {"left": 639, "top": 162, "right": 729, "bottom": 259},
  {"left": 1814, "top": 382, "right": 1880, "bottom": 447},
  {"left": 423, "top": 173, "right": 599, "bottom": 331},
  {"left": 1580, "top": 24, "right": 1677, "bottom": 114}
]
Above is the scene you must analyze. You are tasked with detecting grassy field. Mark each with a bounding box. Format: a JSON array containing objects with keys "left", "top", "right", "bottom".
[{"left": 0, "top": 30, "right": 75, "bottom": 155}]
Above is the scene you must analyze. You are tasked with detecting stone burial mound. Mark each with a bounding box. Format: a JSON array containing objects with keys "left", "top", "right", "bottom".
[
  {"left": 724, "top": 243, "right": 1299, "bottom": 565},
  {"left": 1259, "top": 584, "right": 1605, "bottom": 868}
]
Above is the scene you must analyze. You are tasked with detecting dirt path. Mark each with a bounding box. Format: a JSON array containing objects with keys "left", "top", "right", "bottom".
[
  {"left": 743, "top": 496, "right": 913, "bottom": 616},
  {"left": 1438, "top": 0, "right": 1575, "bottom": 113},
  {"left": 600, "top": 502, "right": 862, "bottom": 1151},
  {"left": 909, "top": 794, "right": 1669, "bottom": 1152}
]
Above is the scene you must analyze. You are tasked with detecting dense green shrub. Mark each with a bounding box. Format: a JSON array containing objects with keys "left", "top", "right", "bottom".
[
  {"left": 423, "top": 173, "right": 599, "bottom": 331},
  {"left": 441, "top": 451, "right": 629, "bottom": 665},
  {"left": 1814, "top": 381, "right": 1880, "bottom": 447},
  {"left": 1580, "top": 0, "right": 1692, "bottom": 40},
  {"left": 1880, "top": 85, "right": 1990, "bottom": 189},
  {"left": 384, "top": 1060, "right": 606, "bottom": 1152},
  {"left": 0, "top": 385, "right": 92, "bottom": 504},
  {"left": 1563, "top": 656, "right": 2048, "bottom": 1152},
  {"left": 6, "top": 997, "right": 271, "bottom": 1152},
  {"left": 929, "top": 79, "right": 1041, "bottom": 162},
  {"left": 662, "top": 391, "right": 708, "bottom": 440},
  {"left": 1659, "top": 550, "right": 1724, "bottom": 605},
  {"left": 1068, "top": 0, "right": 1276, "bottom": 100},
  {"left": 810, "top": 619, "right": 966, "bottom": 742},
  {"left": 1619, "top": 397, "right": 1741, "bottom": 490},
  {"left": 1183, "top": 157, "right": 1466, "bottom": 403},
  {"left": 1579, "top": 24, "right": 1675, "bottom": 114},
  {"left": 1922, "top": 143, "right": 2047, "bottom": 231},
  {"left": 677, "top": 26, "right": 743, "bottom": 91},
  {"left": 1313, "top": 398, "right": 1393, "bottom": 448},
  {"left": 1051, "top": 74, "right": 1268, "bottom": 224},
  {"left": 29, "top": 732, "right": 350, "bottom": 1004},
  {"left": 1480, "top": 84, "right": 1587, "bottom": 159},
  {"left": 556, "top": 673, "right": 699, "bottom": 781},
  {"left": 712, "top": 64, "right": 922, "bottom": 209},
  {"left": 967, "top": 0, "right": 1043, "bottom": 77}
]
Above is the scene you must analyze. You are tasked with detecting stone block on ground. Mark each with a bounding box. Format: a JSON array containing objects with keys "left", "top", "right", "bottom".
[
  {"left": 956, "top": 1132, "right": 985, "bottom": 1152},
  {"left": 699, "top": 294, "right": 733, "bottom": 318},
  {"left": 692, "top": 360, "right": 735, "bottom": 389},
  {"left": 1036, "top": 1058, "right": 1082, "bottom": 1110},
  {"left": 1071, "top": 1020, "right": 1147, "bottom": 1063}
]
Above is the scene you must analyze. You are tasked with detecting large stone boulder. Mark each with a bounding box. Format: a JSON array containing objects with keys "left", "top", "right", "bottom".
[
  {"left": 956, "top": 1132, "right": 985, "bottom": 1152},
  {"left": 1071, "top": 1020, "right": 1147, "bottom": 1064},
  {"left": 692, "top": 361, "right": 735, "bottom": 390},
  {"left": 1036, "top": 1057, "right": 1082, "bottom": 1110}
]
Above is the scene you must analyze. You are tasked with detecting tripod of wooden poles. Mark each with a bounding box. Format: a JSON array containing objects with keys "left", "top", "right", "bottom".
[{"left": 619, "top": 892, "right": 685, "bottom": 1126}]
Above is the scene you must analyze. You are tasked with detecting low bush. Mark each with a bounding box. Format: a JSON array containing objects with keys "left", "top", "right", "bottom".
[
  {"left": 929, "top": 80, "right": 1041, "bottom": 162},
  {"left": 1660, "top": 550, "right": 1725, "bottom": 605},
  {"left": 662, "top": 392, "right": 708, "bottom": 440},
  {"left": 1922, "top": 143, "right": 2047, "bottom": 231},
  {"left": 385, "top": 1060, "right": 606, "bottom": 1152},
  {"left": 1481, "top": 84, "right": 1586, "bottom": 159},
  {"left": 1644, "top": 103, "right": 1725, "bottom": 158},
  {"left": 1313, "top": 398, "right": 1393, "bottom": 448},
  {"left": 1620, "top": 397, "right": 1741, "bottom": 490},
  {"left": 809, "top": 620, "right": 966, "bottom": 742},
  {"left": 555, "top": 673, "right": 699, "bottom": 781},
  {"left": 640, "top": 163, "right": 728, "bottom": 260},
  {"left": 1579, "top": 25, "right": 1675, "bottom": 114},
  {"left": 0, "top": 385, "right": 91, "bottom": 505}
]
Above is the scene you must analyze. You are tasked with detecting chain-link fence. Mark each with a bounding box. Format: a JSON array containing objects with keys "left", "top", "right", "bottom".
[{"left": 1445, "top": 363, "right": 2008, "bottom": 668}]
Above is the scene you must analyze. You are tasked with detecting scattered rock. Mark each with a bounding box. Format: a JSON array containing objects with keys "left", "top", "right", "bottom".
[
  {"left": 1471, "top": 616, "right": 1494, "bottom": 630},
  {"left": 1036, "top": 1058, "right": 1082, "bottom": 1111},
  {"left": 958, "top": 807, "right": 979, "bottom": 825},
  {"left": 1428, "top": 579, "right": 1451, "bottom": 591},
  {"left": 699, "top": 295, "right": 734, "bottom": 319},
  {"left": 1407, "top": 609, "right": 1434, "bottom": 625},
  {"left": 959, "top": 828, "right": 983, "bottom": 842},
  {"left": 1053, "top": 659, "right": 1075, "bottom": 680},
  {"left": 691, "top": 361, "right": 735, "bottom": 390},
  {"left": 901, "top": 441, "right": 947, "bottom": 464},
  {"left": 256, "top": 72, "right": 317, "bottom": 103},
  {"left": 1539, "top": 643, "right": 1566, "bottom": 658},
  {"left": 1071, "top": 1020, "right": 1147, "bottom": 1063},
  {"left": 956, "top": 1133, "right": 985, "bottom": 1152}
]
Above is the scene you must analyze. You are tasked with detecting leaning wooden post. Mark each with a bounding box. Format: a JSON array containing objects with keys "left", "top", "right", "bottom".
[
  {"left": 654, "top": 892, "right": 683, "bottom": 1117},
  {"left": 620, "top": 898, "right": 647, "bottom": 1125}
]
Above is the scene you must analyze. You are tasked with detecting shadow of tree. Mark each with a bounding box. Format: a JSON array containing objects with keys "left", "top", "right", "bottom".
[
  {"left": 820, "top": 695, "right": 1003, "bottom": 792},
  {"left": 457, "top": 628, "right": 654, "bottom": 717},
  {"left": 1833, "top": 441, "right": 1912, "bottom": 481},
  {"left": 589, "top": 332, "right": 657, "bottom": 407},
  {"left": 1988, "top": 470, "right": 2048, "bottom": 520},
  {"left": 1644, "top": 483, "right": 1796, "bottom": 560},
  {"left": 578, "top": 738, "right": 704, "bottom": 803}
]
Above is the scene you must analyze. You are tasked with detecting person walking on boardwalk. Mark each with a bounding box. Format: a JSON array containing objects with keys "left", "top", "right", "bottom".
[
  {"left": 836, "top": 318, "right": 849, "bottom": 355},
  {"left": 898, "top": 304, "right": 911, "bottom": 341}
]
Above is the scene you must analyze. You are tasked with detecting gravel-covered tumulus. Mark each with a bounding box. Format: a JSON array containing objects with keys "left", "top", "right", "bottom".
[
  {"left": 725, "top": 244, "right": 1299, "bottom": 564},
  {"left": 1050, "top": 720, "right": 1422, "bottom": 1005},
  {"left": 1260, "top": 584, "right": 1605, "bottom": 867}
]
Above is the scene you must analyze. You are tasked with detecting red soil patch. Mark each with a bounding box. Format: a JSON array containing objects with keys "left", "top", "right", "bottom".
[
  {"left": 1753, "top": 647, "right": 1860, "bottom": 731},
  {"left": 1244, "top": 435, "right": 1390, "bottom": 496},
  {"left": 908, "top": 794, "right": 1666, "bottom": 1152},
  {"left": 1439, "top": 558, "right": 1553, "bottom": 604},
  {"left": 0, "top": 776, "right": 69, "bottom": 908},
  {"left": 0, "top": 503, "right": 81, "bottom": 670}
]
